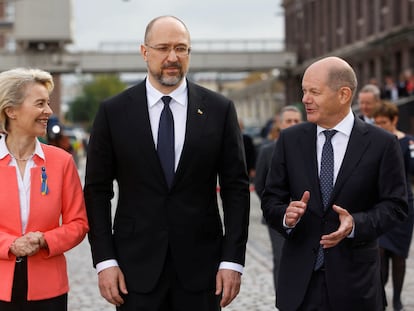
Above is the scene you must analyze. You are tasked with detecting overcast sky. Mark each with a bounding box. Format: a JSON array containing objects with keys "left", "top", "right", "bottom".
[{"left": 68, "top": 0, "right": 285, "bottom": 51}]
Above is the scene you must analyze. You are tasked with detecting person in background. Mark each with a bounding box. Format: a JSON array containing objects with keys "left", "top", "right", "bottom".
[
  {"left": 357, "top": 84, "right": 381, "bottom": 124},
  {"left": 84, "top": 15, "right": 250, "bottom": 311},
  {"left": 0, "top": 68, "right": 88, "bottom": 310},
  {"left": 373, "top": 100, "right": 414, "bottom": 311},
  {"left": 239, "top": 119, "right": 256, "bottom": 181},
  {"left": 262, "top": 56, "right": 408, "bottom": 311},
  {"left": 400, "top": 69, "right": 414, "bottom": 97},
  {"left": 381, "top": 76, "right": 399, "bottom": 102},
  {"left": 254, "top": 105, "right": 302, "bottom": 295}
]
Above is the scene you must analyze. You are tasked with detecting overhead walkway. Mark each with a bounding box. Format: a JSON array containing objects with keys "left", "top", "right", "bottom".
[{"left": 0, "top": 39, "right": 296, "bottom": 74}]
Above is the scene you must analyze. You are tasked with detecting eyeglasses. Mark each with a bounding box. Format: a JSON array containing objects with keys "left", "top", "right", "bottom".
[{"left": 145, "top": 44, "right": 191, "bottom": 57}]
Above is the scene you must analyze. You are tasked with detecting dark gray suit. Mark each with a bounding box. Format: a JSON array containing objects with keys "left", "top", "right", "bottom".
[
  {"left": 84, "top": 79, "right": 250, "bottom": 295},
  {"left": 262, "top": 117, "right": 408, "bottom": 311},
  {"left": 254, "top": 141, "right": 284, "bottom": 293}
]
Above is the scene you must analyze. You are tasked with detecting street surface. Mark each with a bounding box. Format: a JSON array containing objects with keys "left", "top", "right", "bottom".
[{"left": 67, "top": 160, "right": 414, "bottom": 310}]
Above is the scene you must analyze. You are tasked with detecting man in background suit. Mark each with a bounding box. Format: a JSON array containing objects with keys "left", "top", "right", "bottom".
[
  {"left": 262, "top": 56, "right": 408, "bottom": 311},
  {"left": 84, "top": 15, "right": 250, "bottom": 311},
  {"left": 357, "top": 83, "right": 381, "bottom": 124},
  {"left": 254, "top": 105, "right": 302, "bottom": 294}
]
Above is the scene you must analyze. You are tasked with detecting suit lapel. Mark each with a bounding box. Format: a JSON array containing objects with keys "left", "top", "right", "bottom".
[
  {"left": 174, "top": 82, "right": 207, "bottom": 182},
  {"left": 331, "top": 118, "right": 370, "bottom": 201},
  {"left": 125, "top": 81, "right": 166, "bottom": 184}
]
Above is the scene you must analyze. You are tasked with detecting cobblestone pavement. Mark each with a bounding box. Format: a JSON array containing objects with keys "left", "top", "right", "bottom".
[{"left": 67, "top": 163, "right": 414, "bottom": 310}]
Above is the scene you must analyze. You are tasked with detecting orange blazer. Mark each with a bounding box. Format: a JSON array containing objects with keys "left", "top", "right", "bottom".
[{"left": 0, "top": 143, "right": 89, "bottom": 301}]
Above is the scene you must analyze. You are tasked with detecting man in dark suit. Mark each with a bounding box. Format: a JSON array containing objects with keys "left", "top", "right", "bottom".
[
  {"left": 84, "top": 15, "right": 250, "bottom": 311},
  {"left": 254, "top": 105, "right": 302, "bottom": 293},
  {"left": 262, "top": 56, "right": 408, "bottom": 311}
]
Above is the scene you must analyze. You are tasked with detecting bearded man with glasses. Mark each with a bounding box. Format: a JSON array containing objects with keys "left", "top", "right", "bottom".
[{"left": 84, "top": 15, "right": 250, "bottom": 311}]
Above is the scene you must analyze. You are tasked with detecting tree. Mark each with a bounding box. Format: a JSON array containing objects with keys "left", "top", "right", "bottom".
[{"left": 66, "top": 74, "right": 127, "bottom": 128}]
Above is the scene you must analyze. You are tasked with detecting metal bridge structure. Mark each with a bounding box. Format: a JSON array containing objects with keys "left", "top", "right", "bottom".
[{"left": 0, "top": 39, "right": 296, "bottom": 74}]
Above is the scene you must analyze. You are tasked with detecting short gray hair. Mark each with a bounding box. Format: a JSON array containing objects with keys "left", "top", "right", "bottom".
[
  {"left": 327, "top": 64, "right": 358, "bottom": 95},
  {"left": 280, "top": 105, "right": 301, "bottom": 114},
  {"left": 0, "top": 68, "right": 54, "bottom": 133},
  {"left": 358, "top": 84, "right": 381, "bottom": 100}
]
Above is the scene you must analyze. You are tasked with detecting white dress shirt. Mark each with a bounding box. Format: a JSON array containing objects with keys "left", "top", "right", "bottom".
[
  {"left": 316, "top": 109, "right": 354, "bottom": 182},
  {"left": 0, "top": 135, "right": 44, "bottom": 234},
  {"left": 146, "top": 78, "right": 188, "bottom": 171}
]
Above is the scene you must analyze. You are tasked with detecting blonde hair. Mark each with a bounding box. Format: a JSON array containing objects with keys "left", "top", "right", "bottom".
[{"left": 0, "top": 68, "right": 54, "bottom": 133}]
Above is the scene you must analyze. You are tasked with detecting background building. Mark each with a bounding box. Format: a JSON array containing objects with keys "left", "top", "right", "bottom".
[
  {"left": 0, "top": 0, "right": 73, "bottom": 117},
  {"left": 283, "top": 0, "right": 414, "bottom": 133}
]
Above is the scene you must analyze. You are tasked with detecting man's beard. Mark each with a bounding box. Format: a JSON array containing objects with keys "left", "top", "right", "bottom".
[{"left": 155, "top": 62, "right": 185, "bottom": 86}]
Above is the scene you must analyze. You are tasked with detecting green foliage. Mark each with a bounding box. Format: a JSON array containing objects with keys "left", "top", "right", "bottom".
[{"left": 66, "top": 74, "right": 127, "bottom": 128}]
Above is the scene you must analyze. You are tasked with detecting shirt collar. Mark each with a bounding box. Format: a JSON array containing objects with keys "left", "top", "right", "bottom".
[
  {"left": 146, "top": 78, "right": 187, "bottom": 108},
  {"left": 317, "top": 109, "right": 354, "bottom": 137},
  {"left": 0, "top": 134, "right": 45, "bottom": 161}
]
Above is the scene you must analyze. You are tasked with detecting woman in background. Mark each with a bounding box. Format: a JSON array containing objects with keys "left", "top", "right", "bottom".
[
  {"left": 0, "top": 68, "right": 88, "bottom": 311},
  {"left": 373, "top": 100, "right": 414, "bottom": 311}
]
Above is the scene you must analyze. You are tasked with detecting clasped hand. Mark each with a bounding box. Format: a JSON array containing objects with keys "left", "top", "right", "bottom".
[
  {"left": 284, "top": 191, "right": 354, "bottom": 248},
  {"left": 9, "top": 231, "right": 46, "bottom": 257}
]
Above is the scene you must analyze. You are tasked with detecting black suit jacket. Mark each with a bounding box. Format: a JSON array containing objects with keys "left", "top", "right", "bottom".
[
  {"left": 84, "top": 80, "right": 250, "bottom": 293},
  {"left": 262, "top": 118, "right": 408, "bottom": 311},
  {"left": 254, "top": 141, "right": 276, "bottom": 200}
]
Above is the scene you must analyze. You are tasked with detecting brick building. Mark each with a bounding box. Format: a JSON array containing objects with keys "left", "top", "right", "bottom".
[
  {"left": 283, "top": 0, "right": 414, "bottom": 99},
  {"left": 282, "top": 0, "right": 414, "bottom": 133}
]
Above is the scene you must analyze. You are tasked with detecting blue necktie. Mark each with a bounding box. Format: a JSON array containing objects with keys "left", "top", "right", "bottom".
[
  {"left": 157, "top": 96, "right": 175, "bottom": 188},
  {"left": 314, "top": 129, "right": 337, "bottom": 271}
]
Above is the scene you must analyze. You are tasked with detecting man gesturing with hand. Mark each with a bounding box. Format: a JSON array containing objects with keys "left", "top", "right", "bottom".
[
  {"left": 284, "top": 191, "right": 309, "bottom": 228},
  {"left": 262, "top": 57, "right": 408, "bottom": 311}
]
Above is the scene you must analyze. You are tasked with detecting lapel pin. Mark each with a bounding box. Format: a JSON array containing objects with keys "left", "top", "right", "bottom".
[
  {"left": 197, "top": 109, "right": 203, "bottom": 115},
  {"left": 41, "top": 166, "right": 49, "bottom": 195}
]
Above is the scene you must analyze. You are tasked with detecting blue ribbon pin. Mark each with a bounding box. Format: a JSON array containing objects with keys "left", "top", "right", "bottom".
[{"left": 41, "top": 167, "right": 49, "bottom": 195}]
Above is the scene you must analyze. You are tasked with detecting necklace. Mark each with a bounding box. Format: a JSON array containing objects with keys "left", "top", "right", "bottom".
[{"left": 10, "top": 152, "right": 34, "bottom": 161}]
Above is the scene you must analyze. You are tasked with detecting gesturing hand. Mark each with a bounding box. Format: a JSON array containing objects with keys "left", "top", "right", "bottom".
[
  {"left": 284, "top": 191, "right": 310, "bottom": 227},
  {"left": 320, "top": 204, "right": 354, "bottom": 248}
]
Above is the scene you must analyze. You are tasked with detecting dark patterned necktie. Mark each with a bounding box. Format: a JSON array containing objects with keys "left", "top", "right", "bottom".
[
  {"left": 157, "top": 96, "right": 175, "bottom": 188},
  {"left": 314, "top": 129, "right": 337, "bottom": 270}
]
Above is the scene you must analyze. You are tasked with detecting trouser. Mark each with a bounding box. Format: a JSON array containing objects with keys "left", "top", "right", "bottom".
[
  {"left": 117, "top": 251, "right": 221, "bottom": 311},
  {"left": 297, "top": 269, "right": 331, "bottom": 311},
  {"left": 0, "top": 256, "right": 67, "bottom": 311}
]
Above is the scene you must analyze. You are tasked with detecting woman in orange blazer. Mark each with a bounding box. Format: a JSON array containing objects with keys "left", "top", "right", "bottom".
[{"left": 0, "top": 68, "right": 89, "bottom": 311}]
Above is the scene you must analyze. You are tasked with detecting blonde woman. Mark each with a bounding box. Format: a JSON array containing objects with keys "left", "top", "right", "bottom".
[{"left": 0, "top": 68, "right": 88, "bottom": 311}]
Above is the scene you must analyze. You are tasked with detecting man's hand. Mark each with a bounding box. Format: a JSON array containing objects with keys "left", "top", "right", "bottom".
[
  {"left": 98, "top": 266, "right": 128, "bottom": 307},
  {"left": 320, "top": 204, "right": 354, "bottom": 248},
  {"left": 284, "top": 191, "right": 310, "bottom": 227},
  {"left": 215, "top": 269, "right": 241, "bottom": 308}
]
